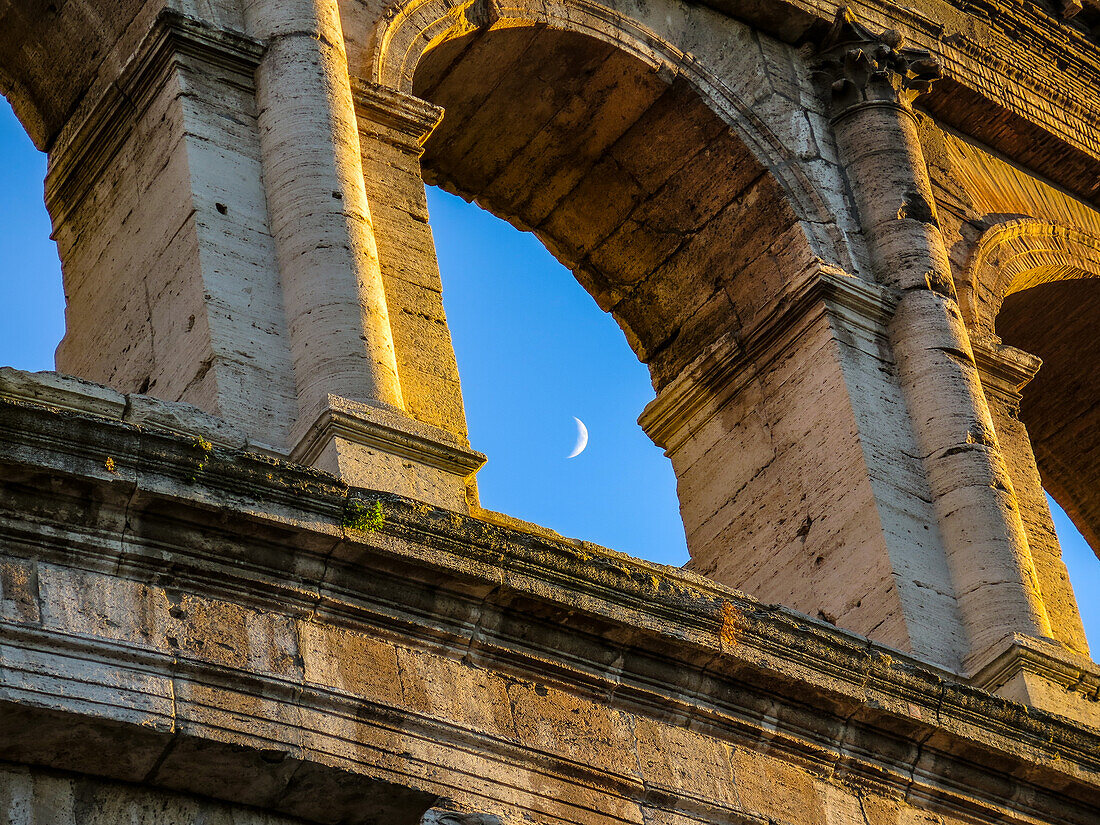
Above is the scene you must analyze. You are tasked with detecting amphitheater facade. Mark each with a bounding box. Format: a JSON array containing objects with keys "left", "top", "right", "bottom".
[{"left": 1, "top": 0, "right": 1100, "bottom": 822}]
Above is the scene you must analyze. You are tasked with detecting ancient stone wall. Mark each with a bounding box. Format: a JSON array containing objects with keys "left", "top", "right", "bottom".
[
  {"left": 0, "top": 765, "right": 315, "bottom": 825},
  {"left": 1, "top": 377, "right": 1098, "bottom": 825},
  {"left": 1, "top": 0, "right": 1100, "bottom": 821}
]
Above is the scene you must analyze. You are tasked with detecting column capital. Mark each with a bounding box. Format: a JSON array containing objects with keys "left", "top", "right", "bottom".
[
  {"left": 814, "top": 7, "right": 941, "bottom": 118},
  {"left": 639, "top": 266, "right": 895, "bottom": 454}
]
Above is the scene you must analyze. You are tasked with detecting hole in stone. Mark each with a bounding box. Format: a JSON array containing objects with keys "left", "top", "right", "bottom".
[{"left": 216, "top": 202, "right": 228, "bottom": 215}]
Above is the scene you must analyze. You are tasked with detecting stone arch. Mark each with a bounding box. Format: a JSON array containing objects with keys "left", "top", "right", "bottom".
[
  {"left": 997, "top": 295, "right": 1100, "bottom": 564},
  {"left": 0, "top": 0, "right": 153, "bottom": 150},
  {"left": 961, "top": 218, "right": 1100, "bottom": 335},
  {"left": 963, "top": 218, "right": 1100, "bottom": 565},
  {"left": 366, "top": 1, "right": 837, "bottom": 390},
  {"left": 366, "top": 0, "right": 851, "bottom": 272},
  {"left": 350, "top": 1, "right": 972, "bottom": 662}
]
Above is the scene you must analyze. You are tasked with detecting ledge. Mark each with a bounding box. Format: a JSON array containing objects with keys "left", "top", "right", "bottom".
[
  {"left": 639, "top": 265, "right": 895, "bottom": 452},
  {"left": 351, "top": 79, "right": 444, "bottom": 149},
  {"left": 971, "top": 336, "right": 1044, "bottom": 401},
  {"left": 970, "top": 633, "right": 1100, "bottom": 729},
  {"left": 290, "top": 394, "right": 485, "bottom": 477}
]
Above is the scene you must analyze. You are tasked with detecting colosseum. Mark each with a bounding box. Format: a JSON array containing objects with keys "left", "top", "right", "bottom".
[{"left": 1, "top": 0, "right": 1099, "bottom": 822}]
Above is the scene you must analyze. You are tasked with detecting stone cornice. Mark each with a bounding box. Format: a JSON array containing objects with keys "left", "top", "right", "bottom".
[
  {"left": 351, "top": 78, "right": 444, "bottom": 150},
  {"left": 44, "top": 11, "right": 263, "bottom": 227},
  {"left": 970, "top": 634, "right": 1100, "bottom": 706},
  {"left": 290, "top": 394, "right": 485, "bottom": 476},
  {"left": 0, "top": 367, "right": 250, "bottom": 450},
  {"left": 639, "top": 266, "right": 896, "bottom": 452},
  {"left": 1, "top": 390, "right": 1099, "bottom": 822},
  {"left": 971, "top": 336, "right": 1043, "bottom": 402},
  {"left": 698, "top": 0, "right": 1100, "bottom": 205}
]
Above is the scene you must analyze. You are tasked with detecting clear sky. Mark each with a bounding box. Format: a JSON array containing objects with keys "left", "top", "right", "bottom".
[{"left": 1, "top": 96, "right": 1096, "bottom": 652}]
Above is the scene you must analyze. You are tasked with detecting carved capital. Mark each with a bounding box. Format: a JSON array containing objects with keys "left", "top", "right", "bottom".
[
  {"left": 814, "top": 7, "right": 941, "bottom": 116},
  {"left": 351, "top": 78, "right": 443, "bottom": 150}
]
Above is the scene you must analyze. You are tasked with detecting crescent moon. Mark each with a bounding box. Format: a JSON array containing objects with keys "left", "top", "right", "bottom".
[{"left": 567, "top": 417, "right": 589, "bottom": 459}]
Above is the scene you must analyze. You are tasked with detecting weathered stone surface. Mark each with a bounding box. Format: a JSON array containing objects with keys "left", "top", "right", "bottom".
[
  {"left": 0, "top": 395, "right": 1098, "bottom": 825},
  {"left": 421, "top": 811, "right": 502, "bottom": 825},
  {"left": 0, "top": 764, "right": 320, "bottom": 825},
  {"left": 2, "top": 0, "right": 1100, "bottom": 822}
]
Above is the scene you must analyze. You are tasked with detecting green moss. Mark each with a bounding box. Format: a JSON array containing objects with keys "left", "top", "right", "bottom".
[{"left": 344, "top": 500, "right": 385, "bottom": 532}]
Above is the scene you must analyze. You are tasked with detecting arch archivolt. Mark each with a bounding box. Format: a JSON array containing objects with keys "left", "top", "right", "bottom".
[
  {"left": 366, "top": 0, "right": 857, "bottom": 270},
  {"left": 961, "top": 218, "right": 1100, "bottom": 335}
]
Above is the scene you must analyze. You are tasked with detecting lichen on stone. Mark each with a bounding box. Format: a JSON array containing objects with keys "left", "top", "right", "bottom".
[{"left": 344, "top": 499, "right": 385, "bottom": 532}]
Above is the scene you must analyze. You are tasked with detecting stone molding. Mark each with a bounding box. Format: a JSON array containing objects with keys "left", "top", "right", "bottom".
[
  {"left": 0, "top": 367, "right": 249, "bottom": 451},
  {"left": 639, "top": 266, "right": 895, "bottom": 453},
  {"left": 45, "top": 11, "right": 262, "bottom": 228},
  {"left": 1, "top": 393, "right": 1099, "bottom": 823},
  {"left": 969, "top": 634, "right": 1100, "bottom": 720},
  {"left": 708, "top": 0, "right": 1100, "bottom": 206},
  {"left": 970, "top": 336, "right": 1043, "bottom": 403},
  {"left": 372, "top": 0, "right": 661, "bottom": 93},
  {"left": 351, "top": 79, "right": 444, "bottom": 151},
  {"left": 960, "top": 218, "right": 1100, "bottom": 333},
  {"left": 290, "top": 395, "right": 486, "bottom": 477},
  {"left": 368, "top": 0, "right": 850, "bottom": 263}
]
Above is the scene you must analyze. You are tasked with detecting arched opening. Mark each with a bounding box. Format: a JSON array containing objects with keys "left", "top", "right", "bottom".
[
  {"left": 402, "top": 22, "right": 952, "bottom": 656},
  {"left": 412, "top": 26, "right": 806, "bottom": 391},
  {"left": 410, "top": 25, "right": 805, "bottom": 553},
  {"left": 428, "top": 186, "right": 687, "bottom": 562},
  {"left": 0, "top": 95, "right": 64, "bottom": 371},
  {"left": 945, "top": 143, "right": 1100, "bottom": 654},
  {"left": 0, "top": 1, "right": 151, "bottom": 151},
  {"left": 1048, "top": 494, "right": 1100, "bottom": 648},
  {"left": 997, "top": 278, "right": 1100, "bottom": 557}
]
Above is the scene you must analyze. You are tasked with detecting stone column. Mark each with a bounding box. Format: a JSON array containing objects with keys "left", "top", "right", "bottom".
[
  {"left": 47, "top": 11, "right": 299, "bottom": 452},
  {"left": 240, "top": 1, "right": 485, "bottom": 510},
  {"left": 241, "top": 0, "right": 405, "bottom": 430},
  {"left": 816, "top": 9, "right": 1053, "bottom": 663},
  {"left": 351, "top": 80, "right": 473, "bottom": 446},
  {"left": 40, "top": 3, "right": 484, "bottom": 509}
]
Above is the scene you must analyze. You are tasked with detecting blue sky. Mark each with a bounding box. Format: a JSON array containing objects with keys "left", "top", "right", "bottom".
[{"left": 1, "top": 97, "right": 1096, "bottom": 651}]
